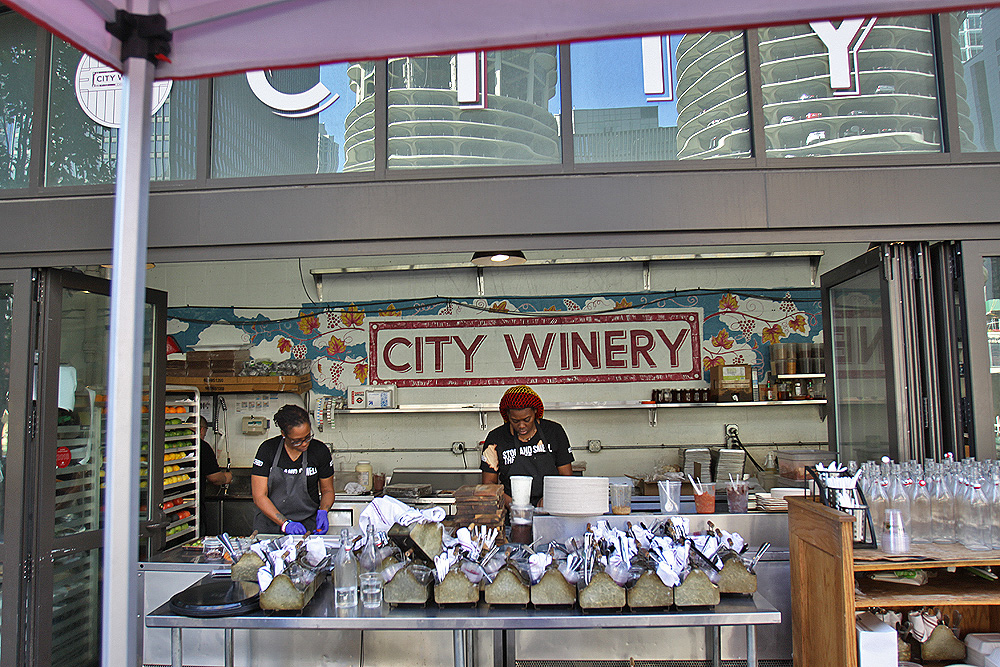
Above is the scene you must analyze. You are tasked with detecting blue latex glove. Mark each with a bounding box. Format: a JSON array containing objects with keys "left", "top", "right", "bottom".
[
  {"left": 315, "top": 510, "right": 329, "bottom": 535},
  {"left": 283, "top": 520, "right": 307, "bottom": 535}
]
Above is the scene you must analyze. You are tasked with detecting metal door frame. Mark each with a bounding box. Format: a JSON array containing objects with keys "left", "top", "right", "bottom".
[
  {"left": 821, "top": 246, "right": 903, "bottom": 461},
  {"left": 0, "top": 269, "right": 37, "bottom": 667},
  {"left": 27, "top": 268, "right": 166, "bottom": 666},
  {"left": 958, "top": 240, "right": 1000, "bottom": 458}
]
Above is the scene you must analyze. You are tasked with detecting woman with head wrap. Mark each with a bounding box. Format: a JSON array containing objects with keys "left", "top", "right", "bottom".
[{"left": 480, "top": 385, "right": 574, "bottom": 506}]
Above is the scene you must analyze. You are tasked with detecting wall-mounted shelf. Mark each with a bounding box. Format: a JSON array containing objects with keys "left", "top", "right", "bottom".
[
  {"left": 776, "top": 373, "right": 826, "bottom": 379},
  {"left": 333, "top": 399, "right": 827, "bottom": 428}
]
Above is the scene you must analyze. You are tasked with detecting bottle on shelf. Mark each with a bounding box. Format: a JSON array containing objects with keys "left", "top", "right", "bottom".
[
  {"left": 909, "top": 478, "right": 932, "bottom": 544},
  {"left": 963, "top": 482, "right": 991, "bottom": 551},
  {"left": 931, "top": 473, "right": 957, "bottom": 544}
]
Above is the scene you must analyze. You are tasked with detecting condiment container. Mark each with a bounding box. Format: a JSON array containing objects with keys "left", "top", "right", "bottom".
[{"left": 355, "top": 461, "right": 373, "bottom": 491}]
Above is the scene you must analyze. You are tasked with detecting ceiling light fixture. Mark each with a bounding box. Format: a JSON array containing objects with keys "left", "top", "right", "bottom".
[{"left": 471, "top": 251, "right": 526, "bottom": 267}]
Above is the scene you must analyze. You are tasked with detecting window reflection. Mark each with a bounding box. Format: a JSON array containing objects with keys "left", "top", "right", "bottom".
[
  {"left": 386, "top": 47, "right": 561, "bottom": 169},
  {"left": 571, "top": 32, "right": 751, "bottom": 162},
  {"left": 0, "top": 11, "right": 36, "bottom": 189},
  {"left": 759, "top": 16, "right": 943, "bottom": 157},
  {"left": 212, "top": 63, "right": 376, "bottom": 177},
  {"left": 952, "top": 9, "right": 1000, "bottom": 152},
  {"left": 45, "top": 39, "right": 197, "bottom": 186}
]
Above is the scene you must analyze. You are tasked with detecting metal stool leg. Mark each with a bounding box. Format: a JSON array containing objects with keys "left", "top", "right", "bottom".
[
  {"left": 224, "top": 628, "right": 234, "bottom": 667},
  {"left": 170, "top": 628, "right": 182, "bottom": 667},
  {"left": 454, "top": 629, "right": 467, "bottom": 667},
  {"left": 746, "top": 625, "right": 758, "bottom": 667}
]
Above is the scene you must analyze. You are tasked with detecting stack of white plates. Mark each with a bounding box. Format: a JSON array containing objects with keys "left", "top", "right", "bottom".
[
  {"left": 543, "top": 476, "right": 610, "bottom": 516},
  {"left": 755, "top": 488, "right": 807, "bottom": 512}
]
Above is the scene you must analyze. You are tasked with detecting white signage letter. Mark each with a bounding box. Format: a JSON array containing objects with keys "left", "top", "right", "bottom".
[
  {"left": 810, "top": 19, "right": 866, "bottom": 89},
  {"left": 246, "top": 70, "right": 338, "bottom": 118}
]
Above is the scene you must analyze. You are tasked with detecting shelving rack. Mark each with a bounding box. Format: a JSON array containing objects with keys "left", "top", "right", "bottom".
[{"left": 162, "top": 387, "right": 201, "bottom": 547}]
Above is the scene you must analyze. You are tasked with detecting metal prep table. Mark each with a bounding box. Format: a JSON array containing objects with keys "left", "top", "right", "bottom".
[{"left": 147, "top": 578, "right": 780, "bottom": 667}]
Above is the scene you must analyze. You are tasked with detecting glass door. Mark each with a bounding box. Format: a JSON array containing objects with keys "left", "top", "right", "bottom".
[
  {"left": 821, "top": 248, "right": 899, "bottom": 463},
  {"left": 960, "top": 241, "right": 1000, "bottom": 458},
  {"left": 0, "top": 270, "right": 35, "bottom": 667},
  {"left": 27, "top": 269, "right": 165, "bottom": 667}
]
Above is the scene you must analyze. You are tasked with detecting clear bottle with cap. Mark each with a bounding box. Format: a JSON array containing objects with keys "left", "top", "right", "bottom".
[{"left": 355, "top": 460, "right": 373, "bottom": 492}]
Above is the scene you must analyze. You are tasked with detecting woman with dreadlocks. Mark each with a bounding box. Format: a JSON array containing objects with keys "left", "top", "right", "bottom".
[{"left": 480, "top": 385, "right": 574, "bottom": 507}]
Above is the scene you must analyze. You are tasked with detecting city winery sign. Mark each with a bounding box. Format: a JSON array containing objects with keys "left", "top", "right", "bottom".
[{"left": 368, "top": 311, "right": 703, "bottom": 387}]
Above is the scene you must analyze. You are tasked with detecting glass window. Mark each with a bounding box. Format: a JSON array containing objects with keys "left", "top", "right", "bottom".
[
  {"left": 758, "top": 16, "right": 943, "bottom": 158},
  {"left": 952, "top": 9, "right": 1000, "bottom": 152},
  {"left": 211, "top": 62, "right": 376, "bottom": 177},
  {"left": 51, "top": 548, "right": 101, "bottom": 666},
  {"left": 45, "top": 39, "right": 197, "bottom": 186},
  {"left": 571, "top": 32, "right": 751, "bottom": 162},
  {"left": 387, "top": 47, "right": 561, "bottom": 169},
  {"left": 0, "top": 11, "right": 36, "bottom": 189},
  {"left": 983, "top": 257, "right": 1000, "bottom": 455}
]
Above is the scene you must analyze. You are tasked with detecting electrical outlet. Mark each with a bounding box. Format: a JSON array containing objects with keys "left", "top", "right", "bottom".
[
  {"left": 725, "top": 424, "right": 739, "bottom": 439},
  {"left": 451, "top": 441, "right": 466, "bottom": 455},
  {"left": 588, "top": 439, "right": 602, "bottom": 453}
]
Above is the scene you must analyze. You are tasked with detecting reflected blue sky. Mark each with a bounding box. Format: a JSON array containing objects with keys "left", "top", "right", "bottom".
[{"left": 571, "top": 36, "right": 681, "bottom": 128}]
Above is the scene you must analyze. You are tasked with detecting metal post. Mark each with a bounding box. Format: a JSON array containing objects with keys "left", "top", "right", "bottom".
[
  {"left": 101, "top": 3, "right": 156, "bottom": 666},
  {"left": 170, "top": 628, "right": 182, "bottom": 667},
  {"left": 225, "top": 628, "right": 234, "bottom": 667},
  {"left": 746, "top": 625, "right": 758, "bottom": 667},
  {"left": 705, "top": 626, "right": 721, "bottom": 667},
  {"left": 453, "top": 629, "right": 467, "bottom": 667}
]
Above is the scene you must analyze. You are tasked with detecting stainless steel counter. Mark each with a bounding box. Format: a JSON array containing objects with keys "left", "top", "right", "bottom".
[{"left": 147, "top": 576, "right": 780, "bottom": 667}]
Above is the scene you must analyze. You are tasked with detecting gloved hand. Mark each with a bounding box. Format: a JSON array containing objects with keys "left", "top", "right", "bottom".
[
  {"left": 315, "top": 509, "right": 329, "bottom": 535},
  {"left": 283, "top": 520, "right": 307, "bottom": 535}
]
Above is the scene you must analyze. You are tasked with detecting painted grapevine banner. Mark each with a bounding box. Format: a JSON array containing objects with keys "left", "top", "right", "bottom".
[{"left": 167, "top": 289, "right": 820, "bottom": 396}]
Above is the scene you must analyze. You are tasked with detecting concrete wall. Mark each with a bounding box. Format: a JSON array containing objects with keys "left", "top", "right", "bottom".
[{"left": 149, "top": 242, "right": 868, "bottom": 480}]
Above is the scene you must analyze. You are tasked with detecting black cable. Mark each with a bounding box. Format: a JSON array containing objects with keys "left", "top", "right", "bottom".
[
  {"left": 730, "top": 434, "right": 763, "bottom": 472},
  {"left": 299, "top": 258, "right": 318, "bottom": 304}
]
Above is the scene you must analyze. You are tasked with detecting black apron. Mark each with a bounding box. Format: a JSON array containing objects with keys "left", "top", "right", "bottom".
[{"left": 253, "top": 440, "right": 317, "bottom": 534}]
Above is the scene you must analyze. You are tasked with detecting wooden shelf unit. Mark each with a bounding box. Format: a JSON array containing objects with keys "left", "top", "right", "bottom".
[{"left": 788, "top": 496, "right": 1000, "bottom": 667}]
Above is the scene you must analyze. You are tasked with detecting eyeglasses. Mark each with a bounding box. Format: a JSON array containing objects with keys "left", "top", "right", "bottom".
[{"left": 285, "top": 433, "right": 313, "bottom": 446}]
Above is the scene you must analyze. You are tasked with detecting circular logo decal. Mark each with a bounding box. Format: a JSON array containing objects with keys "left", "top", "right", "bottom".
[
  {"left": 56, "top": 446, "right": 72, "bottom": 469},
  {"left": 74, "top": 54, "right": 173, "bottom": 128}
]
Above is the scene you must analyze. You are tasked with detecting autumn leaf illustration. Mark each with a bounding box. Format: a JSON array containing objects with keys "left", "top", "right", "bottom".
[
  {"left": 711, "top": 329, "right": 734, "bottom": 350},
  {"left": 762, "top": 324, "right": 785, "bottom": 345},
  {"left": 788, "top": 314, "right": 806, "bottom": 333},
  {"left": 354, "top": 363, "right": 368, "bottom": 384},
  {"left": 703, "top": 356, "right": 726, "bottom": 369},
  {"left": 341, "top": 305, "right": 364, "bottom": 327},
  {"left": 719, "top": 293, "right": 739, "bottom": 311},
  {"left": 298, "top": 314, "right": 320, "bottom": 335},
  {"left": 489, "top": 301, "right": 509, "bottom": 313},
  {"left": 277, "top": 338, "right": 292, "bottom": 353},
  {"left": 379, "top": 304, "right": 401, "bottom": 317},
  {"left": 615, "top": 297, "right": 632, "bottom": 310},
  {"left": 327, "top": 336, "right": 346, "bottom": 355}
]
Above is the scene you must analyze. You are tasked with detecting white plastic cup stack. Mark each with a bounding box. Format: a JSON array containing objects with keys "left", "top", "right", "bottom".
[{"left": 510, "top": 476, "right": 532, "bottom": 507}]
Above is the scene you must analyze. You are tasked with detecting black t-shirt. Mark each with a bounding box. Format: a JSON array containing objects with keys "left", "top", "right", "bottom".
[
  {"left": 199, "top": 440, "right": 222, "bottom": 487},
  {"left": 251, "top": 436, "right": 334, "bottom": 505},
  {"left": 480, "top": 418, "right": 574, "bottom": 504}
]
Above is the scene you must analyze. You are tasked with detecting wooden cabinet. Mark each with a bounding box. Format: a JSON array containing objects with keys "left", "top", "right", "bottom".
[{"left": 788, "top": 496, "right": 1000, "bottom": 667}]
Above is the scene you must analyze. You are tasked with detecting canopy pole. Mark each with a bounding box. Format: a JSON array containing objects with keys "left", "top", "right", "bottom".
[{"left": 102, "top": 28, "right": 156, "bottom": 667}]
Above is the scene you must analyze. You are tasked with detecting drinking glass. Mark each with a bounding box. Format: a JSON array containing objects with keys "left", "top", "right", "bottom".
[
  {"left": 881, "top": 508, "right": 910, "bottom": 554},
  {"left": 693, "top": 482, "right": 716, "bottom": 514},
  {"left": 657, "top": 480, "right": 682, "bottom": 514},
  {"left": 359, "top": 571, "right": 383, "bottom": 608}
]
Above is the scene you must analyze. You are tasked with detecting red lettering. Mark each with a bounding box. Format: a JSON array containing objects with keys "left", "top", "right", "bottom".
[
  {"left": 504, "top": 333, "right": 555, "bottom": 371},
  {"left": 415, "top": 336, "right": 423, "bottom": 372},
  {"left": 453, "top": 334, "right": 486, "bottom": 372},
  {"left": 560, "top": 332, "right": 569, "bottom": 370},
  {"left": 605, "top": 330, "right": 626, "bottom": 368},
  {"left": 631, "top": 329, "right": 656, "bottom": 367},
  {"left": 425, "top": 335, "right": 451, "bottom": 372},
  {"left": 656, "top": 328, "right": 690, "bottom": 368},
  {"left": 570, "top": 331, "right": 600, "bottom": 369},
  {"left": 383, "top": 337, "right": 411, "bottom": 372}
]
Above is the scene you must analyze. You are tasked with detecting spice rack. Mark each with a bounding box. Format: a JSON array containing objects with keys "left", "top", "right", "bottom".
[
  {"left": 162, "top": 387, "right": 201, "bottom": 546},
  {"left": 788, "top": 496, "right": 1000, "bottom": 667}
]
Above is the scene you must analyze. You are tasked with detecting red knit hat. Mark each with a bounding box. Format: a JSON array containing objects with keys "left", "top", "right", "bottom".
[{"left": 499, "top": 385, "right": 544, "bottom": 421}]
